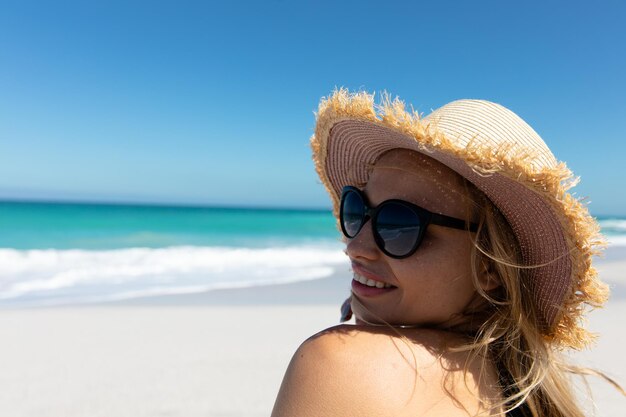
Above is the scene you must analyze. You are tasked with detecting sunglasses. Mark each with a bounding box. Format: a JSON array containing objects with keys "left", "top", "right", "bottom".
[{"left": 340, "top": 186, "right": 479, "bottom": 259}]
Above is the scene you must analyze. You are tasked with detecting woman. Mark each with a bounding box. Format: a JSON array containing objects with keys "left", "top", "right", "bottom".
[{"left": 271, "top": 89, "right": 620, "bottom": 416}]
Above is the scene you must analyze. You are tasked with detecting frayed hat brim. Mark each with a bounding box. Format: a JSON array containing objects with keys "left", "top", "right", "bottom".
[{"left": 310, "top": 88, "right": 608, "bottom": 350}]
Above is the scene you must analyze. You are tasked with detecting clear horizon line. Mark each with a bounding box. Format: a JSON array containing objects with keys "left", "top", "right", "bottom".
[{"left": 0, "top": 196, "right": 333, "bottom": 212}]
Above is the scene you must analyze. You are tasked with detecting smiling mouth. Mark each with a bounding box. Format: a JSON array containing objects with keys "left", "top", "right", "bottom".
[{"left": 353, "top": 273, "right": 395, "bottom": 289}]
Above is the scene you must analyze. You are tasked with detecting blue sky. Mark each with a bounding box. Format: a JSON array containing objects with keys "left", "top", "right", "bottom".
[{"left": 0, "top": 1, "right": 625, "bottom": 215}]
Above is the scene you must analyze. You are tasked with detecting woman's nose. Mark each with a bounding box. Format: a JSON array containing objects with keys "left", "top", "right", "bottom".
[{"left": 345, "top": 218, "right": 380, "bottom": 260}]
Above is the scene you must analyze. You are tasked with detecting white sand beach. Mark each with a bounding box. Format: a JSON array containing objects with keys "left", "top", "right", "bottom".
[{"left": 0, "top": 253, "right": 625, "bottom": 416}]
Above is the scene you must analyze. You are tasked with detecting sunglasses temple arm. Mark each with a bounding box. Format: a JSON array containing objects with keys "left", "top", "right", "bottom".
[{"left": 430, "top": 213, "right": 479, "bottom": 232}]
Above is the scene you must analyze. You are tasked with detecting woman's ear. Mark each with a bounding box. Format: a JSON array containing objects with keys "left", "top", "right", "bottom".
[{"left": 478, "top": 259, "right": 501, "bottom": 292}]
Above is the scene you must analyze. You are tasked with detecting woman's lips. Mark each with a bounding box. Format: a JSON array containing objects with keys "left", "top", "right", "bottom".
[
  {"left": 351, "top": 263, "right": 394, "bottom": 286},
  {"left": 351, "top": 277, "right": 397, "bottom": 297},
  {"left": 350, "top": 263, "right": 397, "bottom": 297}
]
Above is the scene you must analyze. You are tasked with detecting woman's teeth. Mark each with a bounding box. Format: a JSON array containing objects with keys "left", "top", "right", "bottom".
[{"left": 354, "top": 274, "right": 392, "bottom": 288}]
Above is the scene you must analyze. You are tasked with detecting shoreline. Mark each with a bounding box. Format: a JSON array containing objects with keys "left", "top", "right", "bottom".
[
  {"left": 97, "top": 268, "right": 352, "bottom": 307},
  {"left": 0, "top": 269, "right": 352, "bottom": 311}
]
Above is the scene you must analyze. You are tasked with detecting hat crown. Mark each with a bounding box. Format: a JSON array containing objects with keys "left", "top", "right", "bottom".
[{"left": 423, "top": 99, "right": 558, "bottom": 171}]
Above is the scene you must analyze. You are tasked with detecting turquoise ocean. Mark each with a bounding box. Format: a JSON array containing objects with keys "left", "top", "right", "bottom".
[{"left": 1, "top": 201, "right": 624, "bottom": 308}]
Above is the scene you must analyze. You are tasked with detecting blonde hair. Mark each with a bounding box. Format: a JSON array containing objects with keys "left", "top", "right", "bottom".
[
  {"left": 349, "top": 148, "right": 624, "bottom": 416},
  {"left": 461, "top": 178, "right": 583, "bottom": 416},
  {"left": 464, "top": 176, "right": 626, "bottom": 415}
]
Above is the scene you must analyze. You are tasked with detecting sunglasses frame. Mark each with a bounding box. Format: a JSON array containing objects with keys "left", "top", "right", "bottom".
[{"left": 339, "top": 186, "right": 479, "bottom": 259}]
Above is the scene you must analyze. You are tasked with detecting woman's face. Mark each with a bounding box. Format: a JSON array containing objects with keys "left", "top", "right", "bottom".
[{"left": 347, "top": 149, "right": 488, "bottom": 328}]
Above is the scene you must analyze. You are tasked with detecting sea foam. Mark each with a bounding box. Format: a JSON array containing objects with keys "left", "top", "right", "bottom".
[{"left": 0, "top": 244, "right": 348, "bottom": 307}]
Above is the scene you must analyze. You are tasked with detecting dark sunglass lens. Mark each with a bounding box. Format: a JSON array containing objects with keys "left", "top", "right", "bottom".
[
  {"left": 341, "top": 190, "right": 365, "bottom": 238},
  {"left": 376, "top": 204, "right": 421, "bottom": 256}
]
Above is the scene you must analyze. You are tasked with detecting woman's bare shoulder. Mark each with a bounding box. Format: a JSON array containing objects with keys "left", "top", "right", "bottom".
[
  {"left": 271, "top": 324, "right": 410, "bottom": 417},
  {"left": 271, "top": 325, "right": 504, "bottom": 417}
]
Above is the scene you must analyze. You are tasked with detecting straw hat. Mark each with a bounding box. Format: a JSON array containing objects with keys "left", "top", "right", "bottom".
[{"left": 310, "top": 88, "right": 608, "bottom": 349}]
